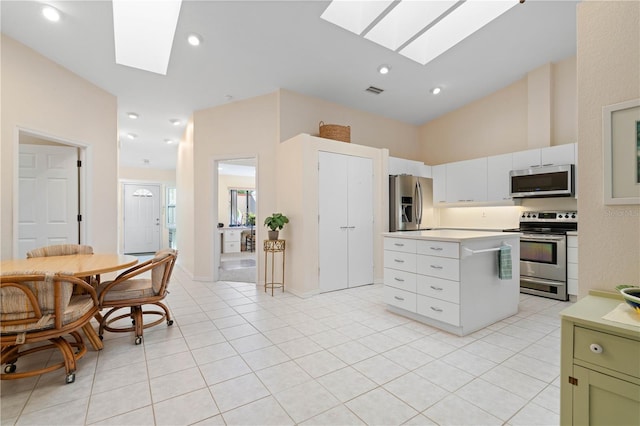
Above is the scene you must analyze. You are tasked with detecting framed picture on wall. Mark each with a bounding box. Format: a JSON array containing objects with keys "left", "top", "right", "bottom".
[{"left": 603, "top": 98, "right": 640, "bottom": 204}]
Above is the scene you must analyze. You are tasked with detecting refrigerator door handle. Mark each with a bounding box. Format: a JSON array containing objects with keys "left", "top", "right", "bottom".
[{"left": 415, "top": 180, "right": 423, "bottom": 226}]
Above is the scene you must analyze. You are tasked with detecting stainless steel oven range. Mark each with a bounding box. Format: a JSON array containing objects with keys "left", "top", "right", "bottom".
[{"left": 507, "top": 211, "right": 577, "bottom": 301}]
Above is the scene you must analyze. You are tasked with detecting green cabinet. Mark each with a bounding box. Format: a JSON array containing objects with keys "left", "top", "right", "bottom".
[{"left": 560, "top": 292, "right": 640, "bottom": 425}]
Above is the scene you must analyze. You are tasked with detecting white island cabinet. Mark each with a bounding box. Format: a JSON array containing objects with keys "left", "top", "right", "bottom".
[{"left": 384, "top": 229, "right": 520, "bottom": 336}]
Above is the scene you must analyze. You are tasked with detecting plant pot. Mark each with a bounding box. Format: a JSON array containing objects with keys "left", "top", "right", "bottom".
[{"left": 268, "top": 230, "right": 279, "bottom": 240}]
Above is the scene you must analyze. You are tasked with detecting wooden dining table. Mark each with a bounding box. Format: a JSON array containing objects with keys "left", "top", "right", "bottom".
[{"left": 1, "top": 253, "right": 138, "bottom": 350}]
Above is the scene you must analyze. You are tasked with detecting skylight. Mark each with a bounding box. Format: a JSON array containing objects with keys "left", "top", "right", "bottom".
[
  {"left": 112, "top": 0, "right": 183, "bottom": 75},
  {"left": 321, "top": 0, "right": 520, "bottom": 66}
]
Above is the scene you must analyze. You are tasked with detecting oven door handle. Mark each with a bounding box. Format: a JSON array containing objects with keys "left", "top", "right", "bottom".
[{"left": 521, "top": 234, "right": 565, "bottom": 241}]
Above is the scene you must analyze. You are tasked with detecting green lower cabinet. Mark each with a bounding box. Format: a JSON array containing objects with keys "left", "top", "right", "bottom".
[{"left": 572, "top": 365, "right": 640, "bottom": 426}]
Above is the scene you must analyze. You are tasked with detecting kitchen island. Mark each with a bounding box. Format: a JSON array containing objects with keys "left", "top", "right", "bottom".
[{"left": 383, "top": 229, "right": 520, "bottom": 336}]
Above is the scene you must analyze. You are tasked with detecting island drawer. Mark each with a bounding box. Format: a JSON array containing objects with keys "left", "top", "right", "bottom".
[
  {"left": 384, "top": 237, "right": 417, "bottom": 253},
  {"left": 417, "top": 295, "right": 460, "bottom": 326},
  {"left": 384, "top": 250, "right": 417, "bottom": 273},
  {"left": 416, "top": 240, "right": 459, "bottom": 259},
  {"left": 416, "top": 255, "right": 459, "bottom": 281},
  {"left": 384, "top": 286, "right": 416, "bottom": 313},
  {"left": 574, "top": 326, "right": 640, "bottom": 379},
  {"left": 416, "top": 275, "right": 459, "bottom": 303},
  {"left": 384, "top": 268, "right": 417, "bottom": 293}
]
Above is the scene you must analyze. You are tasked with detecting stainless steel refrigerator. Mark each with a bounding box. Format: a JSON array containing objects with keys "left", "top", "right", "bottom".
[{"left": 389, "top": 175, "right": 435, "bottom": 231}]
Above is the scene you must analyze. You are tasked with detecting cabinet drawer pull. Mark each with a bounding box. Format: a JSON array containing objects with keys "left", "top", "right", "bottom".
[
  {"left": 542, "top": 163, "right": 554, "bottom": 166},
  {"left": 589, "top": 343, "right": 603, "bottom": 354},
  {"left": 394, "top": 243, "right": 404, "bottom": 247},
  {"left": 430, "top": 306, "right": 443, "bottom": 312},
  {"left": 430, "top": 265, "right": 443, "bottom": 270},
  {"left": 394, "top": 277, "right": 405, "bottom": 282},
  {"left": 430, "top": 286, "right": 443, "bottom": 291},
  {"left": 394, "top": 259, "right": 405, "bottom": 263},
  {"left": 430, "top": 247, "right": 443, "bottom": 251},
  {"left": 394, "top": 296, "right": 405, "bottom": 301}
]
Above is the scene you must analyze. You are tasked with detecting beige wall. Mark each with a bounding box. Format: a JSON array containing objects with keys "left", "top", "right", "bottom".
[
  {"left": 576, "top": 1, "right": 640, "bottom": 297},
  {"left": 176, "top": 119, "right": 196, "bottom": 275},
  {"left": 1, "top": 35, "right": 118, "bottom": 258},
  {"left": 189, "top": 93, "right": 279, "bottom": 281},
  {"left": 279, "top": 89, "right": 420, "bottom": 159},
  {"left": 419, "top": 56, "right": 577, "bottom": 165}
]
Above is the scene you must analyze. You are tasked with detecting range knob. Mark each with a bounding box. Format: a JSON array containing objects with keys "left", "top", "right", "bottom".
[
  {"left": 565, "top": 214, "right": 569, "bottom": 218},
  {"left": 571, "top": 213, "right": 576, "bottom": 219}
]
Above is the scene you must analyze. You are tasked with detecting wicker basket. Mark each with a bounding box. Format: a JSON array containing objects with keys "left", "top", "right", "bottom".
[{"left": 319, "top": 121, "right": 350, "bottom": 143}]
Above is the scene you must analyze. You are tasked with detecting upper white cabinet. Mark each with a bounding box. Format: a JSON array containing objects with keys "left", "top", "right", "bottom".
[
  {"left": 445, "top": 158, "right": 488, "bottom": 203},
  {"left": 541, "top": 144, "right": 575, "bottom": 166},
  {"left": 389, "top": 156, "right": 432, "bottom": 178},
  {"left": 431, "top": 164, "right": 447, "bottom": 204},
  {"left": 487, "top": 153, "right": 514, "bottom": 202},
  {"left": 512, "top": 144, "right": 575, "bottom": 169}
]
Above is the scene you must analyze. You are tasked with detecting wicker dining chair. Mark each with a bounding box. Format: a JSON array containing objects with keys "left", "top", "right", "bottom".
[
  {"left": 0, "top": 272, "right": 100, "bottom": 384},
  {"left": 26, "top": 244, "right": 94, "bottom": 258},
  {"left": 97, "top": 249, "right": 177, "bottom": 345}
]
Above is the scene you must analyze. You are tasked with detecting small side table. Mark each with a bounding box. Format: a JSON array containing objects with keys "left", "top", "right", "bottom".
[{"left": 264, "top": 239, "right": 285, "bottom": 296}]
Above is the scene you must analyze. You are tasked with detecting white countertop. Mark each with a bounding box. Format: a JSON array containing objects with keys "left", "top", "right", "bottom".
[{"left": 383, "top": 229, "right": 520, "bottom": 242}]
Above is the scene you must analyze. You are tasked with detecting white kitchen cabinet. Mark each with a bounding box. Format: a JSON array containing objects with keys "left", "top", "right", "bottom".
[
  {"left": 445, "top": 158, "right": 488, "bottom": 203},
  {"left": 389, "top": 156, "right": 431, "bottom": 178},
  {"left": 512, "top": 144, "right": 575, "bottom": 169},
  {"left": 319, "top": 151, "right": 373, "bottom": 292},
  {"left": 541, "top": 144, "right": 575, "bottom": 166},
  {"left": 223, "top": 229, "right": 241, "bottom": 253},
  {"left": 487, "top": 153, "right": 513, "bottom": 202},
  {"left": 432, "top": 164, "right": 447, "bottom": 204},
  {"left": 567, "top": 234, "right": 578, "bottom": 297},
  {"left": 383, "top": 230, "right": 520, "bottom": 336}
]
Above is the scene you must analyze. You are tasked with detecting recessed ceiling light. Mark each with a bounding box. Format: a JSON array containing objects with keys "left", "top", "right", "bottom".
[
  {"left": 377, "top": 64, "right": 391, "bottom": 75},
  {"left": 165, "top": 139, "right": 174, "bottom": 144},
  {"left": 127, "top": 133, "right": 137, "bottom": 139},
  {"left": 431, "top": 87, "right": 442, "bottom": 95},
  {"left": 127, "top": 112, "right": 139, "bottom": 119},
  {"left": 187, "top": 33, "right": 202, "bottom": 46},
  {"left": 169, "top": 118, "right": 181, "bottom": 126},
  {"left": 42, "top": 5, "right": 61, "bottom": 22}
]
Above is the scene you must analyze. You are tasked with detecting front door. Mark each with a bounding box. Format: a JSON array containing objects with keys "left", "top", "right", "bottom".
[
  {"left": 18, "top": 144, "right": 79, "bottom": 256},
  {"left": 123, "top": 183, "right": 161, "bottom": 254}
]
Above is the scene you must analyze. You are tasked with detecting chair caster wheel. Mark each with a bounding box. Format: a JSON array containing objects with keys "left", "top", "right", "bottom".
[
  {"left": 167, "top": 320, "right": 174, "bottom": 326},
  {"left": 135, "top": 336, "right": 142, "bottom": 345},
  {"left": 4, "top": 364, "right": 16, "bottom": 374},
  {"left": 99, "top": 335, "right": 103, "bottom": 340},
  {"left": 65, "top": 373, "right": 75, "bottom": 384}
]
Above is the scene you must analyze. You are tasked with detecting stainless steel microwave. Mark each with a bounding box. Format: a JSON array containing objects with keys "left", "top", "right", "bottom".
[{"left": 510, "top": 164, "right": 574, "bottom": 198}]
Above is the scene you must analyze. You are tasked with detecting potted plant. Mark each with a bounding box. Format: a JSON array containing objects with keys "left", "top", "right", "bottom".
[{"left": 264, "top": 213, "right": 289, "bottom": 240}]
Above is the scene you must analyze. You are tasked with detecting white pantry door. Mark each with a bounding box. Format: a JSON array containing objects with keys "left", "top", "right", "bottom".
[
  {"left": 18, "top": 144, "right": 79, "bottom": 256},
  {"left": 123, "top": 183, "right": 161, "bottom": 254}
]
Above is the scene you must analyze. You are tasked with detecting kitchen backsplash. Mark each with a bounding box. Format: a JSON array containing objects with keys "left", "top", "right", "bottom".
[{"left": 437, "top": 197, "right": 578, "bottom": 230}]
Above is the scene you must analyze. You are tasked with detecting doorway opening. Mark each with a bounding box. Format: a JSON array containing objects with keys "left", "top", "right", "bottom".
[{"left": 215, "top": 158, "right": 257, "bottom": 283}]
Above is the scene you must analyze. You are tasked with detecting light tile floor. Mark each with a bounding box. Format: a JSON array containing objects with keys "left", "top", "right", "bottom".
[{"left": 1, "top": 266, "right": 571, "bottom": 425}]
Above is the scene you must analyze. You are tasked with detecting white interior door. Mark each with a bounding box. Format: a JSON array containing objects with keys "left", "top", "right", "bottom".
[
  {"left": 123, "top": 183, "right": 161, "bottom": 254},
  {"left": 18, "top": 144, "right": 79, "bottom": 256},
  {"left": 347, "top": 155, "right": 374, "bottom": 287},
  {"left": 319, "top": 151, "right": 349, "bottom": 292}
]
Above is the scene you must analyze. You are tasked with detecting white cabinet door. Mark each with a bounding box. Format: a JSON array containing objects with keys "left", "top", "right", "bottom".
[
  {"left": 541, "top": 144, "right": 575, "bottom": 166},
  {"left": 319, "top": 152, "right": 349, "bottom": 292},
  {"left": 512, "top": 148, "right": 541, "bottom": 169},
  {"left": 487, "top": 153, "right": 513, "bottom": 201},
  {"left": 432, "top": 164, "right": 447, "bottom": 204},
  {"left": 319, "top": 152, "right": 373, "bottom": 292},
  {"left": 347, "top": 155, "right": 374, "bottom": 287},
  {"left": 446, "top": 158, "right": 488, "bottom": 203}
]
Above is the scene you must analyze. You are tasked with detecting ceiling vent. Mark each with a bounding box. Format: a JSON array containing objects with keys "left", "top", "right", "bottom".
[{"left": 365, "top": 86, "right": 384, "bottom": 95}]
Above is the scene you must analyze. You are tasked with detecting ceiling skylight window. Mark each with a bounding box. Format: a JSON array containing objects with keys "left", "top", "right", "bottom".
[
  {"left": 365, "top": 0, "right": 457, "bottom": 51},
  {"left": 321, "top": 0, "right": 520, "bottom": 66},
  {"left": 112, "top": 0, "right": 183, "bottom": 75},
  {"left": 320, "top": 0, "right": 394, "bottom": 35},
  {"left": 400, "top": 0, "right": 519, "bottom": 65}
]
